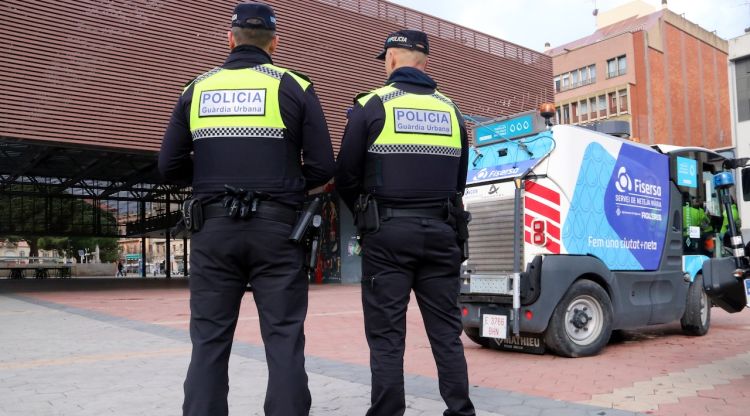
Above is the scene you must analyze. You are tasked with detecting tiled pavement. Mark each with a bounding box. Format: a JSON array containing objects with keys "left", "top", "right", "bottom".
[{"left": 2, "top": 278, "right": 749, "bottom": 415}]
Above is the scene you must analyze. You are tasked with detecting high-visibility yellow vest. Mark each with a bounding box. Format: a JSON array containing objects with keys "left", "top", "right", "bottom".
[
  {"left": 187, "top": 64, "right": 309, "bottom": 139},
  {"left": 358, "top": 85, "right": 462, "bottom": 156},
  {"left": 358, "top": 85, "right": 463, "bottom": 198},
  {"left": 184, "top": 64, "right": 310, "bottom": 194}
]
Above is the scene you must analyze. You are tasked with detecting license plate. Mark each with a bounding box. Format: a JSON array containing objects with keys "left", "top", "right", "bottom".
[
  {"left": 470, "top": 274, "right": 512, "bottom": 295},
  {"left": 480, "top": 312, "right": 508, "bottom": 339},
  {"left": 745, "top": 279, "right": 750, "bottom": 307}
]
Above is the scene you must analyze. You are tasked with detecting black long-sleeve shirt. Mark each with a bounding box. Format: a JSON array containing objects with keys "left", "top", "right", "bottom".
[
  {"left": 158, "top": 45, "right": 334, "bottom": 205},
  {"left": 335, "top": 67, "right": 469, "bottom": 213}
]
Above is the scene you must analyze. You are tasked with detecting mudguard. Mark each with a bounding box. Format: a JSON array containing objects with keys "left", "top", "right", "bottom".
[{"left": 702, "top": 257, "right": 746, "bottom": 313}]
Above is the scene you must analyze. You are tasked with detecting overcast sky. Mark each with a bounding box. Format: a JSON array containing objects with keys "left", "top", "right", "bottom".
[{"left": 388, "top": 0, "right": 749, "bottom": 52}]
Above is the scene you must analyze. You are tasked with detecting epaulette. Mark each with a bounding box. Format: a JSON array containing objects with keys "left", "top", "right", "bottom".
[
  {"left": 355, "top": 92, "right": 376, "bottom": 106},
  {"left": 288, "top": 69, "right": 312, "bottom": 84}
]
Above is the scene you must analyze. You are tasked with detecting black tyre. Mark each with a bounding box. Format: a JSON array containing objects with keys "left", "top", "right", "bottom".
[
  {"left": 681, "top": 274, "right": 710, "bottom": 336},
  {"left": 544, "top": 280, "right": 613, "bottom": 357},
  {"left": 463, "top": 326, "right": 491, "bottom": 347}
]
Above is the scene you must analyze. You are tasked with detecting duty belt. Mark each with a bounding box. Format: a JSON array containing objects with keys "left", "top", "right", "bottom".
[
  {"left": 203, "top": 201, "right": 298, "bottom": 225},
  {"left": 378, "top": 206, "right": 448, "bottom": 220}
]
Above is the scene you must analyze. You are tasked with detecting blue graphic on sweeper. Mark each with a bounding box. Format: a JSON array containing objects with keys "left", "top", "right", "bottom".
[
  {"left": 603, "top": 144, "right": 669, "bottom": 269},
  {"left": 562, "top": 142, "right": 668, "bottom": 270},
  {"left": 465, "top": 132, "right": 555, "bottom": 184}
]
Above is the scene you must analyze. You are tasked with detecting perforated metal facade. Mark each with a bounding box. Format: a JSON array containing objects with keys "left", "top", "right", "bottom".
[{"left": 0, "top": 0, "right": 552, "bottom": 153}]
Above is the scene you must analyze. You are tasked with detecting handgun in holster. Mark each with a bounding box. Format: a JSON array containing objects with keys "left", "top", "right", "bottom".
[
  {"left": 290, "top": 197, "right": 322, "bottom": 243},
  {"left": 354, "top": 194, "right": 380, "bottom": 235},
  {"left": 451, "top": 195, "right": 472, "bottom": 261}
]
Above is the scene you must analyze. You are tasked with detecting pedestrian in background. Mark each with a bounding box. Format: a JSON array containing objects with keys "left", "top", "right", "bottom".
[
  {"left": 335, "top": 29, "right": 475, "bottom": 416},
  {"left": 158, "top": 2, "right": 334, "bottom": 415}
]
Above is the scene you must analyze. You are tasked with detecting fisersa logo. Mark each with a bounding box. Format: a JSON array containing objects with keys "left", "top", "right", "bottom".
[
  {"left": 394, "top": 108, "right": 452, "bottom": 135},
  {"left": 388, "top": 36, "right": 409, "bottom": 43},
  {"left": 471, "top": 166, "right": 519, "bottom": 182},
  {"left": 199, "top": 89, "right": 266, "bottom": 117},
  {"left": 614, "top": 166, "right": 662, "bottom": 197}
]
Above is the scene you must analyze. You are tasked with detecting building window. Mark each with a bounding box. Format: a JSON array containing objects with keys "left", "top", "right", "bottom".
[
  {"left": 598, "top": 95, "right": 607, "bottom": 117},
  {"left": 735, "top": 56, "right": 750, "bottom": 122},
  {"left": 618, "top": 89, "right": 629, "bottom": 113},
  {"left": 555, "top": 106, "right": 561, "bottom": 124},
  {"left": 19, "top": 251, "right": 26, "bottom": 258},
  {"left": 554, "top": 63, "right": 597, "bottom": 92},
  {"left": 589, "top": 97, "right": 597, "bottom": 119},
  {"left": 580, "top": 100, "right": 588, "bottom": 122},
  {"left": 743, "top": 168, "right": 750, "bottom": 201},
  {"left": 607, "top": 55, "right": 627, "bottom": 78},
  {"left": 562, "top": 104, "right": 570, "bottom": 124},
  {"left": 571, "top": 102, "right": 579, "bottom": 123},
  {"left": 608, "top": 92, "right": 617, "bottom": 114}
]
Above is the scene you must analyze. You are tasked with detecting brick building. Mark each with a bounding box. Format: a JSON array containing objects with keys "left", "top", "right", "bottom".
[{"left": 546, "top": 0, "right": 730, "bottom": 148}]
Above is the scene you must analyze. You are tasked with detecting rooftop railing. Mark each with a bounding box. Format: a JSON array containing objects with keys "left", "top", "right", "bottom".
[{"left": 316, "top": 0, "right": 549, "bottom": 70}]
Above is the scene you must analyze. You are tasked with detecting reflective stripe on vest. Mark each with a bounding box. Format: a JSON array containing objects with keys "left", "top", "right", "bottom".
[
  {"left": 187, "top": 64, "right": 310, "bottom": 140},
  {"left": 360, "top": 85, "right": 462, "bottom": 157}
]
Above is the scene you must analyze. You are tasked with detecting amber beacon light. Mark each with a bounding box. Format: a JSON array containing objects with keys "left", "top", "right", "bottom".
[{"left": 539, "top": 103, "right": 555, "bottom": 128}]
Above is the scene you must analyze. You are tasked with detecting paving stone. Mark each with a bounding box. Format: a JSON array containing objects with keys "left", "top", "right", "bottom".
[{"left": 1, "top": 291, "right": 645, "bottom": 416}]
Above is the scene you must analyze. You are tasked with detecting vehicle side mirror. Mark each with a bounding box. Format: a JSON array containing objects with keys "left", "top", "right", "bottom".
[{"left": 724, "top": 158, "right": 750, "bottom": 169}]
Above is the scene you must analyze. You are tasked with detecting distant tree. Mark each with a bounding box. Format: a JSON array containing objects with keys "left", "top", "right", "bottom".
[
  {"left": 37, "top": 236, "right": 120, "bottom": 263},
  {"left": 0, "top": 185, "right": 119, "bottom": 262}
]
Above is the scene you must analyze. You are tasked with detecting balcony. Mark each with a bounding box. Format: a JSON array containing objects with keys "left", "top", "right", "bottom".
[{"left": 558, "top": 77, "right": 596, "bottom": 92}]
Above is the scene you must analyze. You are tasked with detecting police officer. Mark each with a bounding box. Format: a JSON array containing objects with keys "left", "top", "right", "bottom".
[
  {"left": 158, "top": 3, "right": 334, "bottom": 415},
  {"left": 335, "top": 30, "right": 475, "bottom": 416}
]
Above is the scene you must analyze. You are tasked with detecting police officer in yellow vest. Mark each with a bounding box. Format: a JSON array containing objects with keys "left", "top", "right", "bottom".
[
  {"left": 158, "top": 3, "right": 334, "bottom": 415},
  {"left": 336, "top": 30, "right": 475, "bottom": 416}
]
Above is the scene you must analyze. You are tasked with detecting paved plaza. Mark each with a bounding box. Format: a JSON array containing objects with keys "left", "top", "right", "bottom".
[{"left": 1, "top": 278, "right": 749, "bottom": 415}]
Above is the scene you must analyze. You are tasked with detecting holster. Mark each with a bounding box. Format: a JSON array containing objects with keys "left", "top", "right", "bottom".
[
  {"left": 354, "top": 194, "right": 380, "bottom": 235},
  {"left": 181, "top": 198, "right": 204, "bottom": 233},
  {"left": 451, "top": 195, "right": 472, "bottom": 261}
]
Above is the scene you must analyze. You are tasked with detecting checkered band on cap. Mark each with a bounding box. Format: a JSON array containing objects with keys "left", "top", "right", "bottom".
[
  {"left": 251, "top": 65, "right": 284, "bottom": 80},
  {"left": 192, "top": 126, "right": 285, "bottom": 141},
  {"left": 379, "top": 90, "right": 407, "bottom": 103},
  {"left": 368, "top": 144, "right": 461, "bottom": 157}
]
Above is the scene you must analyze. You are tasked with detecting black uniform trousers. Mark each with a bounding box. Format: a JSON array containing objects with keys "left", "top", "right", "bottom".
[
  {"left": 361, "top": 217, "right": 475, "bottom": 416},
  {"left": 183, "top": 216, "right": 311, "bottom": 416}
]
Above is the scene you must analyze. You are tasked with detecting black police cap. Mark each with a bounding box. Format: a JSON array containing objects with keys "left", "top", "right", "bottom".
[
  {"left": 376, "top": 29, "right": 430, "bottom": 60},
  {"left": 232, "top": 2, "right": 277, "bottom": 30}
]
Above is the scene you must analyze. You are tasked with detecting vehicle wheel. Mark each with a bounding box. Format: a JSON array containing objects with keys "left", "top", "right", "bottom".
[
  {"left": 463, "top": 327, "right": 491, "bottom": 347},
  {"left": 544, "top": 279, "right": 613, "bottom": 357},
  {"left": 681, "top": 274, "right": 710, "bottom": 336}
]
